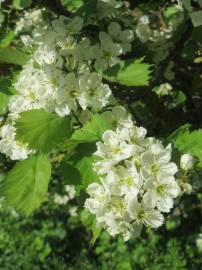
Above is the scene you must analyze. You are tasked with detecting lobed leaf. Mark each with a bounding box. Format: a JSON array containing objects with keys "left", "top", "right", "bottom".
[
  {"left": 12, "top": 0, "right": 32, "bottom": 9},
  {"left": 0, "top": 47, "right": 29, "bottom": 65},
  {"left": 15, "top": 109, "right": 72, "bottom": 153},
  {"left": 168, "top": 124, "right": 202, "bottom": 167},
  {"left": 62, "top": 143, "right": 99, "bottom": 189},
  {"left": 71, "top": 114, "right": 112, "bottom": 143},
  {"left": 104, "top": 58, "right": 152, "bottom": 86},
  {"left": 0, "top": 155, "right": 51, "bottom": 216}
]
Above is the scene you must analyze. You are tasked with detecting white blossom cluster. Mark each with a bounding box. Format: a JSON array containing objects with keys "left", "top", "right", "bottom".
[
  {"left": 15, "top": 8, "right": 46, "bottom": 35},
  {"left": 100, "top": 0, "right": 122, "bottom": 8},
  {"left": 135, "top": 6, "right": 184, "bottom": 64},
  {"left": 54, "top": 185, "right": 78, "bottom": 216},
  {"left": 54, "top": 185, "right": 76, "bottom": 205},
  {"left": 153, "top": 83, "right": 173, "bottom": 97},
  {"left": 0, "top": 124, "right": 33, "bottom": 160},
  {"left": 0, "top": 5, "right": 134, "bottom": 160},
  {"left": 85, "top": 106, "right": 182, "bottom": 241}
]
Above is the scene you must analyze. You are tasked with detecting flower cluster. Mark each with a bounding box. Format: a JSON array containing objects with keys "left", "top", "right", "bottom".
[
  {"left": 54, "top": 185, "right": 78, "bottom": 217},
  {"left": 85, "top": 106, "right": 181, "bottom": 241},
  {"left": 54, "top": 185, "right": 76, "bottom": 205},
  {"left": 0, "top": 5, "right": 135, "bottom": 160},
  {"left": 0, "top": 124, "right": 32, "bottom": 160},
  {"left": 135, "top": 6, "right": 184, "bottom": 64}
]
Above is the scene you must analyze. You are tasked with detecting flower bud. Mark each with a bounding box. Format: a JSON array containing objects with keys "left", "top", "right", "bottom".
[
  {"left": 181, "top": 183, "right": 192, "bottom": 195},
  {"left": 180, "top": 154, "right": 193, "bottom": 171}
]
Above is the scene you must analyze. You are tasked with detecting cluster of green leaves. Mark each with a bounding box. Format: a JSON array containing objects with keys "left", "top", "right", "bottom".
[
  {"left": 0, "top": 190, "right": 201, "bottom": 270},
  {"left": 169, "top": 124, "right": 202, "bottom": 167}
]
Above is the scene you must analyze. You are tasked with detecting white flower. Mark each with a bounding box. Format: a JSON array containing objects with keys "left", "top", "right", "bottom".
[
  {"left": 65, "top": 185, "right": 76, "bottom": 200},
  {"left": 180, "top": 154, "right": 194, "bottom": 171},
  {"left": 9, "top": 95, "right": 41, "bottom": 120},
  {"left": 135, "top": 23, "right": 151, "bottom": 43},
  {"left": 0, "top": 124, "right": 32, "bottom": 160},
  {"left": 85, "top": 183, "right": 110, "bottom": 215},
  {"left": 85, "top": 114, "right": 181, "bottom": 240},
  {"left": 69, "top": 206, "right": 78, "bottom": 216},
  {"left": 108, "top": 22, "right": 134, "bottom": 53},
  {"left": 118, "top": 125, "right": 147, "bottom": 146},
  {"left": 54, "top": 194, "right": 69, "bottom": 205},
  {"left": 94, "top": 32, "right": 122, "bottom": 70},
  {"left": 143, "top": 176, "right": 180, "bottom": 212},
  {"left": 140, "top": 142, "right": 178, "bottom": 180},
  {"left": 67, "top": 16, "right": 83, "bottom": 33},
  {"left": 52, "top": 16, "right": 68, "bottom": 37},
  {"left": 115, "top": 161, "right": 143, "bottom": 197},
  {"left": 180, "top": 182, "right": 192, "bottom": 194},
  {"left": 196, "top": 234, "right": 202, "bottom": 252},
  {"left": 139, "top": 15, "right": 150, "bottom": 25},
  {"left": 94, "top": 130, "right": 135, "bottom": 166},
  {"left": 93, "top": 159, "right": 115, "bottom": 175},
  {"left": 34, "top": 45, "right": 59, "bottom": 66},
  {"left": 128, "top": 198, "right": 164, "bottom": 229},
  {"left": 102, "top": 106, "right": 133, "bottom": 129},
  {"left": 78, "top": 73, "right": 111, "bottom": 111},
  {"left": 55, "top": 104, "right": 71, "bottom": 117},
  {"left": 56, "top": 72, "right": 79, "bottom": 112},
  {"left": 100, "top": 0, "right": 122, "bottom": 8},
  {"left": 153, "top": 83, "right": 172, "bottom": 97}
]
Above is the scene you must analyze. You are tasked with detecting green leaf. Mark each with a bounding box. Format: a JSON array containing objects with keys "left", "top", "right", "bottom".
[
  {"left": 12, "top": 0, "right": 32, "bottom": 9},
  {"left": 183, "top": 0, "right": 192, "bottom": 11},
  {"left": 91, "top": 219, "right": 102, "bottom": 245},
  {"left": 64, "top": 143, "right": 99, "bottom": 190},
  {"left": 174, "top": 91, "right": 187, "bottom": 106},
  {"left": 104, "top": 58, "right": 152, "bottom": 86},
  {"left": 15, "top": 109, "right": 72, "bottom": 153},
  {"left": 73, "top": 0, "right": 97, "bottom": 24},
  {"left": 81, "top": 209, "right": 94, "bottom": 228},
  {"left": 168, "top": 125, "right": 202, "bottom": 167},
  {"left": 81, "top": 209, "right": 101, "bottom": 244},
  {"left": 0, "top": 47, "right": 29, "bottom": 65},
  {"left": 192, "top": 26, "right": 202, "bottom": 43},
  {"left": 0, "top": 31, "right": 15, "bottom": 48},
  {"left": 191, "top": 11, "right": 202, "bottom": 27},
  {"left": 61, "top": 0, "right": 84, "bottom": 12},
  {"left": 0, "top": 78, "right": 14, "bottom": 95},
  {"left": 58, "top": 162, "right": 81, "bottom": 185},
  {"left": 0, "top": 92, "right": 9, "bottom": 114},
  {"left": 164, "top": 6, "right": 180, "bottom": 21},
  {"left": 72, "top": 114, "right": 112, "bottom": 143},
  {"left": 0, "top": 155, "right": 51, "bottom": 216},
  {"left": 76, "top": 155, "right": 99, "bottom": 189}
]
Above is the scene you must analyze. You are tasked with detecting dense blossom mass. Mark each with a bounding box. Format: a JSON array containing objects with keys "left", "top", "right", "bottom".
[
  {"left": 0, "top": 1, "right": 134, "bottom": 160},
  {"left": 0, "top": 0, "right": 193, "bottom": 242},
  {"left": 85, "top": 106, "right": 182, "bottom": 240}
]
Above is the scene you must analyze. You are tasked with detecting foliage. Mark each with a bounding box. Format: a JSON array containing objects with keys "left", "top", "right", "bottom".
[
  {"left": 169, "top": 125, "right": 202, "bottom": 167},
  {"left": 15, "top": 109, "right": 72, "bottom": 153},
  {"left": 104, "top": 58, "right": 152, "bottom": 86},
  {"left": 0, "top": 155, "right": 51, "bottom": 216}
]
